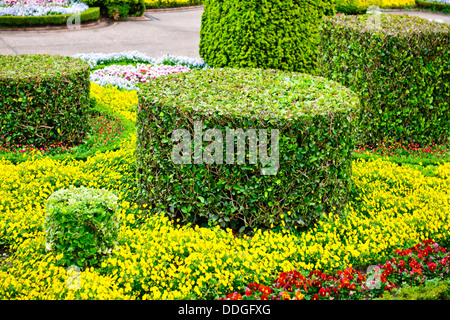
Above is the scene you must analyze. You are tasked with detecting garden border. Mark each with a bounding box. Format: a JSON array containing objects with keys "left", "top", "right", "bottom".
[
  {"left": 379, "top": 7, "right": 450, "bottom": 15},
  {"left": 144, "top": 4, "right": 203, "bottom": 12},
  {"left": 0, "top": 7, "right": 101, "bottom": 29}
]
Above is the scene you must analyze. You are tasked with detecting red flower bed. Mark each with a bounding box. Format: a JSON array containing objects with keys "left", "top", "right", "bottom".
[{"left": 219, "top": 239, "right": 450, "bottom": 300}]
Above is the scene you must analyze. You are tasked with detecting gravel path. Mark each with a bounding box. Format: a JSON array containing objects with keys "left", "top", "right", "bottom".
[{"left": 0, "top": 6, "right": 448, "bottom": 58}]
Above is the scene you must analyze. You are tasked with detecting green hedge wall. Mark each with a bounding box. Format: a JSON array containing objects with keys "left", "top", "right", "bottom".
[
  {"left": 136, "top": 68, "right": 360, "bottom": 232},
  {"left": 0, "top": 7, "right": 100, "bottom": 27},
  {"left": 0, "top": 54, "right": 91, "bottom": 148},
  {"left": 318, "top": 14, "right": 450, "bottom": 146},
  {"left": 415, "top": 0, "right": 450, "bottom": 11},
  {"left": 199, "top": 0, "right": 335, "bottom": 75}
]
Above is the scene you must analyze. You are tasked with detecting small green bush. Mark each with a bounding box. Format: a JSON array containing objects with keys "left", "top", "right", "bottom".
[
  {"left": 0, "top": 54, "right": 91, "bottom": 148},
  {"left": 136, "top": 68, "right": 359, "bottom": 232},
  {"left": 335, "top": 0, "right": 373, "bottom": 13},
  {"left": 82, "top": 0, "right": 145, "bottom": 19},
  {"left": 199, "top": 0, "right": 335, "bottom": 74},
  {"left": 44, "top": 186, "right": 120, "bottom": 269},
  {"left": 379, "top": 279, "right": 450, "bottom": 300},
  {"left": 0, "top": 7, "right": 100, "bottom": 27},
  {"left": 318, "top": 14, "right": 450, "bottom": 146}
]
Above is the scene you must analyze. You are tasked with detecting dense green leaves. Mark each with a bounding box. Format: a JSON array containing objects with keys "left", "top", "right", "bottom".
[
  {"left": 199, "top": 0, "right": 335, "bottom": 74},
  {"left": 82, "top": 0, "right": 145, "bottom": 19},
  {"left": 318, "top": 14, "right": 450, "bottom": 145},
  {"left": 0, "top": 54, "right": 91, "bottom": 148},
  {"left": 44, "top": 186, "right": 120, "bottom": 269},
  {"left": 136, "top": 68, "right": 360, "bottom": 232}
]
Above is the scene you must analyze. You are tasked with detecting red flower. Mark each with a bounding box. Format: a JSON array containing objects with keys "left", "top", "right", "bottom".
[
  {"left": 312, "top": 294, "right": 320, "bottom": 300},
  {"left": 318, "top": 287, "right": 331, "bottom": 297},
  {"left": 226, "top": 293, "right": 242, "bottom": 300},
  {"left": 428, "top": 262, "right": 437, "bottom": 272},
  {"left": 412, "top": 267, "right": 423, "bottom": 275},
  {"left": 261, "top": 294, "right": 268, "bottom": 300},
  {"left": 312, "top": 279, "right": 322, "bottom": 288},
  {"left": 259, "top": 285, "right": 272, "bottom": 295}
]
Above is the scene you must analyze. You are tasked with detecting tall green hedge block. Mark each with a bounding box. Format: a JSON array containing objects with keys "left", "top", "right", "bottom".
[
  {"left": 318, "top": 14, "right": 450, "bottom": 145},
  {"left": 0, "top": 54, "right": 91, "bottom": 148},
  {"left": 199, "top": 0, "right": 335, "bottom": 74},
  {"left": 136, "top": 68, "right": 359, "bottom": 232}
]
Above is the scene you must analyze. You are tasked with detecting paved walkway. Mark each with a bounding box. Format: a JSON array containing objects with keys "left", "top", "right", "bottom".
[
  {"left": 0, "top": 7, "right": 448, "bottom": 59},
  {"left": 0, "top": 6, "right": 204, "bottom": 58}
]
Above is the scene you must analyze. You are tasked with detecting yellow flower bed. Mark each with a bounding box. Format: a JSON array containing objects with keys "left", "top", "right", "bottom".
[
  {"left": 90, "top": 82, "right": 138, "bottom": 123},
  {"left": 0, "top": 84, "right": 449, "bottom": 300},
  {"left": 144, "top": 0, "right": 201, "bottom": 8},
  {"left": 336, "top": 0, "right": 415, "bottom": 14}
]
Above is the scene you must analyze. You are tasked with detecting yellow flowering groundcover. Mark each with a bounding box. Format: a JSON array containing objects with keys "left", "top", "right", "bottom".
[{"left": 0, "top": 84, "right": 449, "bottom": 300}]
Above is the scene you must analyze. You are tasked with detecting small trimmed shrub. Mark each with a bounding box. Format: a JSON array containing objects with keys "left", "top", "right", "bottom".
[
  {"left": 136, "top": 68, "right": 360, "bottom": 232},
  {"left": 0, "top": 7, "right": 100, "bottom": 27},
  {"left": 83, "top": 0, "right": 145, "bottom": 19},
  {"left": 199, "top": 0, "right": 335, "bottom": 75},
  {"left": 318, "top": 14, "right": 450, "bottom": 146},
  {"left": 44, "top": 186, "right": 120, "bottom": 269},
  {"left": 0, "top": 54, "right": 91, "bottom": 148}
]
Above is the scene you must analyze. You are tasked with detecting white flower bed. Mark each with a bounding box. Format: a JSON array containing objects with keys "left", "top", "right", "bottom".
[
  {"left": 73, "top": 51, "right": 207, "bottom": 70},
  {"left": 73, "top": 51, "right": 208, "bottom": 90},
  {"left": 421, "top": 0, "right": 450, "bottom": 4},
  {"left": 0, "top": 0, "right": 89, "bottom": 17}
]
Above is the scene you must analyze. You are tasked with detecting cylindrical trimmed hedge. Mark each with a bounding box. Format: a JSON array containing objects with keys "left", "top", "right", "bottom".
[
  {"left": 136, "top": 68, "right": 360, "bottom": 232},
  {"left": 0, "top": 7, "right": 100, "bottom": 27},
  {"left": 199, "top": 0, "right": 335, "bottom": 75},
  {"left": 0, "top": 54, "right": 91, "bottom": 148},
  {"left": 318, "top": 14, "right": 450, "bottom": 145}
]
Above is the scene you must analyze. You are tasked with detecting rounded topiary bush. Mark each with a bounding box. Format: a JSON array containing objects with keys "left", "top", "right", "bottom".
[
  {"left": 82, "top": 0, "right": 145, "bottom": 19},
  {"left": 199, "top": 0, "right": 335, "bottom": 74},
  {"left": 44, "top": 186, "right": 120, "bottom": 269},
  {"left": 319, "top": 14, "right": 450, "bottom": 145},
  {"left": 137, "top": 68, "right": 360, "bottom": 232},
  {"left": 0, "top": 54, "right": 91, "bottom": 148}
]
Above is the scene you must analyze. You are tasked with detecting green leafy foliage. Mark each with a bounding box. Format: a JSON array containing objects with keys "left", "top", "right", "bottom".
[
  {"left": 0, "top": 54, "right": 91, "bottom": 149},
  {"left": 82, "top": 0, "right": 145, "bottom": 19},
  {"left": 379, "top": 278, "right": 450, "bottom": 300},
  {"left": 136, "top": 68, "right": 360, "bottom": 232},
  {"left": 0, "top": 7, "right": 100, "bottom": 27},
  {"left": 44, "top": 186, "right": 120, "bottom": 269},
  {"left": 318, "top": 14, "right": 450, "bottom": 146},
  {"left": 199, "top": 0, "right": 335, "bottom": 74}
]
